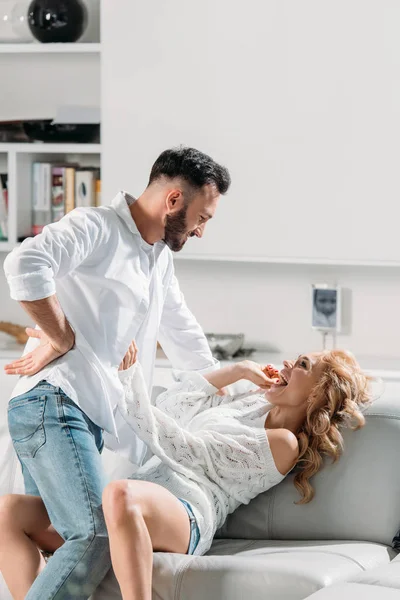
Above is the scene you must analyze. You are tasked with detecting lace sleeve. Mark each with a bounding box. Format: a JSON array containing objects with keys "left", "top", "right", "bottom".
[
  {"left": 117, "top": 364, "right": 213, "bottom": 474},
  {"left": 154, "top": 370, "right": 238, "bottom": 425}
]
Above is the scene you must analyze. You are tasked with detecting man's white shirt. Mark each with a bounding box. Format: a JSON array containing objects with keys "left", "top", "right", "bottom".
[{"left": 4, "top": 191, "right": 217, "bottom": 465}]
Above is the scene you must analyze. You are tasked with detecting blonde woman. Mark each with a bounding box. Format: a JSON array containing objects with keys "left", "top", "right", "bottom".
[{"left": 0, "top": 349, "right": 370, "bottom": 600}]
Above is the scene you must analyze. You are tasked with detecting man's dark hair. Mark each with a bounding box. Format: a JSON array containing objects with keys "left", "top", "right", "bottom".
[{"left": 148, "top": 146, "right": 231, "bottom": 195}]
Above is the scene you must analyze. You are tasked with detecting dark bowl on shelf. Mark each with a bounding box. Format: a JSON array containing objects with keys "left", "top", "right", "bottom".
[
  {"left": 23, "top": 120, "right": 100, "bottom": 143},
  {"left": 0, "top": 121, "right": 31, "bottom": 143}
]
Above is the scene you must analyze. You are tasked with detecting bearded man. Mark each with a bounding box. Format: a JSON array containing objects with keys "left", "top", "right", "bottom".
[{"left": 3, "top": 146, "right": 231, "bottom": 599}]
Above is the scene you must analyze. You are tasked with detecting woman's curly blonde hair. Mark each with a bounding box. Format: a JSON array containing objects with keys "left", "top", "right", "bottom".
[{"left": 294, "top": 349, "right": 371, "bottom": 504}]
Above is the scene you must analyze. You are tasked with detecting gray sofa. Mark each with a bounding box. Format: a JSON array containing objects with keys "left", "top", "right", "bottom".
[{"left": 93, "top": 385, "right": 400, "bottom": 600}]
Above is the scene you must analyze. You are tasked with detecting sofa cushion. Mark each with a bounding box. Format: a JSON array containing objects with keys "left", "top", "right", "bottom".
[
  {"left": 306, "top": 583, "right": 400, "bottom": 600},
  {"left": 93, "top": 539, "right": 394, "bottom": 600},
  {"left": 218, "top": 392, "right": 400, "bottom": 547},
  {"left": 351, "top": 551, "right": 400, "bottom": 587}
]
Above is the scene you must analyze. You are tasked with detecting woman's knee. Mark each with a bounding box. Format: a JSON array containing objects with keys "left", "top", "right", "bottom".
[{"left": 103, "top": 481, "right": 143, "bottom": 528}]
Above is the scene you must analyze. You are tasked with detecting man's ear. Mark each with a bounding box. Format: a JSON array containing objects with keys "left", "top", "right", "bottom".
[{"left": 165, "top": 189, "right": 184, "bottom": 214}]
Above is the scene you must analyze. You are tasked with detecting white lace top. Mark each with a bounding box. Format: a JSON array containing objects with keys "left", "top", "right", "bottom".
[{"left": 118, "top": 363, "right": 287, "bottom": 555}]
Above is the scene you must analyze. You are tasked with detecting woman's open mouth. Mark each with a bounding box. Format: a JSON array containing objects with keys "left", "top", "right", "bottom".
[{"left": 276, "top": 372, "right": 289, "bottom": 387}]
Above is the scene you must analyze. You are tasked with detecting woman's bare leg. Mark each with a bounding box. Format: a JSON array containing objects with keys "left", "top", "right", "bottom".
[
  {"left": 103, "top": 480, "right": 191, "bottom": 600},
  {"left": 0, "top": 494, "right": 63, "bottom": 600}
]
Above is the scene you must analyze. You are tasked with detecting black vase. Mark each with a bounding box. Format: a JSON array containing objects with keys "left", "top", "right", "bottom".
[{"left": 27, "top": 0, "right": 88, "bottom": 43}]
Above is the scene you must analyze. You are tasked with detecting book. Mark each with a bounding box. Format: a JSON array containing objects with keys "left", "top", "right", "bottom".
[
  {"left": 0, "top": 174, "right": 8, "bottom": 207},
  {"left": 75, "top": 168, "right": 100, "bottom": 208},
  {"left": 32, "top": 163, "right": 52, "bottom": 236},
  {"left": 65, "top": 167, "right": 76, "bottom": 214},
  {"left": 0, "top": 174, "right": 7, "bottom": 240},
  {"left": 32, "top": 162, "right": 87, "bottom": 235},
  {"left": 51, "top": 166, "right": 65, "bottom": 223},
  {"left": 51, "top": 165, "right": 79, "bottom": 223},
  {"left": 95, "top": 178, "right": 101, "bottom": 207}
]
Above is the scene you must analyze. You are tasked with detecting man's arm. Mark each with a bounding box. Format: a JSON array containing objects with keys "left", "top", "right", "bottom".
[
  {"left": 3, "top": 297, "right": 75, "bottom": 375},
  {"left": 3, "top": 208, "right": 103, "bottom": 375},
  {"left": 158, "top": 271, "right": 218, "bottom": 373}
]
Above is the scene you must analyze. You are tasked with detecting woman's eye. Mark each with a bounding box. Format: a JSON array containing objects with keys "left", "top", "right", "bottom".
[{"left": 299, "top": 360, "right": 307, "bottom": 368}]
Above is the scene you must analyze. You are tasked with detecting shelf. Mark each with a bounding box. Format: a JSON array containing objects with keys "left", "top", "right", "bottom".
[
  {"left": 0, "top": 143, "right": 101, "bottom": 154},
  {"left": 174, "top": 253, "right": 400, "bottom": 268},
  {"left": 0, "top": 43, "right": 101, "bottom": 54}
]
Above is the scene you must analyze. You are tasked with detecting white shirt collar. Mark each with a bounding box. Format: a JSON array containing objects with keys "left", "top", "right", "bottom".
[
  {"left": 111, "top": 191, "right": 167, "bottom": 260},
  {"left": 111, "top": 191, "right": 142, "bottom": 238}
]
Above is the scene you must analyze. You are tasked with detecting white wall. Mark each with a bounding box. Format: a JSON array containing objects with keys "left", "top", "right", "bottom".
[
  {"left": 101, "top": 0, "right": 400, "bottom": 265},
  {"left": 173, "top": 259, "right": 400, "bottom": 360},
  {"left": 2, "top": 253, "right": 399, "bottom": 360}
]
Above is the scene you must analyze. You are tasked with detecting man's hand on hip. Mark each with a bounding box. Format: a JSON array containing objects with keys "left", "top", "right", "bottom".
[
  {"left": 4, "top": 327, "right": 75, "bottom": 376},
  {"left": 119, "top": 340, "right": 138, "bottom": 371}
]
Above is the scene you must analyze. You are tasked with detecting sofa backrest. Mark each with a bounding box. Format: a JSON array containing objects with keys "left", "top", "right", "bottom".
[{"left": 218, "top": 386, "right": 400, "bottom": 546}]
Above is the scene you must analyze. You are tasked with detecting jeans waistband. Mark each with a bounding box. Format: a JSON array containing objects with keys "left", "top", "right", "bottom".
[{"left": 33, "top": 380, "right": 66, "bottom": 394}]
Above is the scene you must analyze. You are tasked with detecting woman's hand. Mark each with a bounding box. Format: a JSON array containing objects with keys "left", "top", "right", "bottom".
[
  {"left": 204, "top": 361, "right": 279, "bottom": 391},
  {"left": 4, "top": 327, "right": 74, "bottom": 376},
  {"left": 119, "top": 340, "right": 138, "bottom": 371},
  {"left": 238, "top": 360, "right": 279, "bottom": 389}
]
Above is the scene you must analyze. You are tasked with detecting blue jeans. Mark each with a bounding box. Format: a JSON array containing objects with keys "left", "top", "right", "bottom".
[
  {"left": 8, "top": 381, "right": 110, "bottom": 600},
  {"left": 178, "top": 499, "right": 200, "bottom": 555}
]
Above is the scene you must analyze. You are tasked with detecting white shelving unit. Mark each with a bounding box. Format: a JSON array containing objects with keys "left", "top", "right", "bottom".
[
  {"left": 0, "top": 34, "right": 101, "bottom": 252},
  {"left": 0, "top": 43, "right": 101, "bottom": 54},
  {"left": 0, "top": 143, "right": 101, "bottom": 251}
]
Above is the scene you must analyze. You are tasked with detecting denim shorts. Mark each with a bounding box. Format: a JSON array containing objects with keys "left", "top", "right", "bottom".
[{"left": 178, "top": 498, "right": 200, "bottom": 555}]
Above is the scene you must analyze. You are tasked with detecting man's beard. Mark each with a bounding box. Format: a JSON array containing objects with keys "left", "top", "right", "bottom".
[{"left": 163, "top": 206, "right": 191, "bottom": 252}]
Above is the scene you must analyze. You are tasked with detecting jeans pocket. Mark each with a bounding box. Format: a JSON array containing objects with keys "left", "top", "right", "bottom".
[{"left": 8, "top": 395, "right": 47, "bottom": 458}]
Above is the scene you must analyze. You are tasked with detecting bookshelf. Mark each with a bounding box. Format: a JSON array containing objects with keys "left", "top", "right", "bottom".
[
  {"left": 0, "top": 0, "right": 101, "bottom": 256},
  {"left": 0, "top": 143, "right": 101, "bottom": 250}
]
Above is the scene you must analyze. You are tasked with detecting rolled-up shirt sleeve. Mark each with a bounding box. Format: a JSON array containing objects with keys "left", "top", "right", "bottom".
[{"left": 4, "top": 208, "right": 104, "bottom": 302}]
